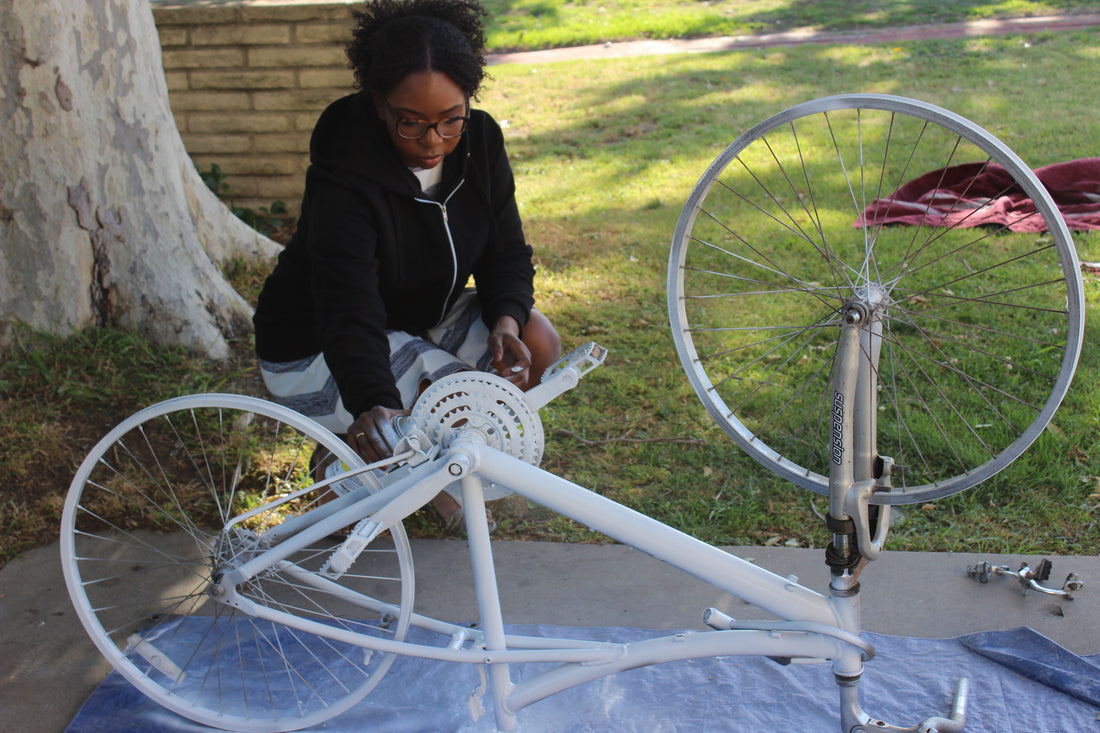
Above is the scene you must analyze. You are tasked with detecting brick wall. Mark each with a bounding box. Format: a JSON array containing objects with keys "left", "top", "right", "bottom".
[{"left": 151, "top": 1, "right": 361, "bottom": 216}]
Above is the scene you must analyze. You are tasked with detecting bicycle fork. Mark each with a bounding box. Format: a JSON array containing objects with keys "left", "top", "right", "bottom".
[{"left": 826, "top": 299, "right": 968, "bottom": 733}]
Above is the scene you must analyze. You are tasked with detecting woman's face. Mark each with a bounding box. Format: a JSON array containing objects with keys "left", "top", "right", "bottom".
[{"left": 375, "top": 71, "right": 468, "bottom": 170}]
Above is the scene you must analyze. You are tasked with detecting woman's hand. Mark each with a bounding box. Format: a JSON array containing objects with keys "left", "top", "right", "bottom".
[
  {"left": 488, "top": 315, "right": 532, "bottom": 389},
  {"left": 346, "top": 405, "right": 409, "bottom": 462}
]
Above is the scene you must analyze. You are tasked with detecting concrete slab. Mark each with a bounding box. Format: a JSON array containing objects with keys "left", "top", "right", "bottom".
[
  {"left": 1, "top": 538, "right": 1095, "bottom": 732},
  {"left": 410, "top": 540, "right": 1097, "bottom": 651}
]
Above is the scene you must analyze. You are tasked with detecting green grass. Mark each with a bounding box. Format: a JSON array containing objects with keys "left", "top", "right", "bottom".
[
  {"left": 3, "top": 11, "right": 1100, "bottom": 564},
  {"left": 482, "top": 0, "right": 1100, "bottom": 50},
  {"left": 0, "top": 326, "right": 256, "bottom": 562},
  {"left": 473, "top": 30, "right": 1100, "bottom": 552}
]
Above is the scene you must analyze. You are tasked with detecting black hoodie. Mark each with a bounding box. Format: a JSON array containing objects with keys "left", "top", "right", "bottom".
[{"left": 253, "top": 91, "right": 535, "bottom": 417}]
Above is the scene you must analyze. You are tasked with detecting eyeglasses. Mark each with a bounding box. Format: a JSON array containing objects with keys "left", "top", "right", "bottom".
[{"left": 384, "top": 98, "right": 470, "bottom": 140}]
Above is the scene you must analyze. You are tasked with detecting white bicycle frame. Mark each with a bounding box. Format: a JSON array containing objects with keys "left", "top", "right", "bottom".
[{"left": 210, "top": 312, "right": 968, "bottom": 733}]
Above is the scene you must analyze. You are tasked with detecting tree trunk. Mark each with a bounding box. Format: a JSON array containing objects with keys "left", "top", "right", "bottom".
[{"left": 0, "top": 0, "right": 279, "bottom": 360}]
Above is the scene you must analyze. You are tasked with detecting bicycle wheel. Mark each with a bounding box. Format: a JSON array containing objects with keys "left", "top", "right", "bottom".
[
  {"left": 668, "top": 94, "right": 1084, "bottom": 504},
  {"left": 60, "top": 394, "right": 414, "bottom": 732}
]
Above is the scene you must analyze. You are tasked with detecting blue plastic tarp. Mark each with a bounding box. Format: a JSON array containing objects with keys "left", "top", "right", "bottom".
[
  {"left": 960, "top": 627, "right": 1100, "bottom": 707},
  {"left": 67, "top": 625, "right": 1100, "bottom": 732}
]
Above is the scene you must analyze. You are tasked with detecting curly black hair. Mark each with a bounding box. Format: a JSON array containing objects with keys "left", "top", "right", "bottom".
[{"left": 346, "top": 0, "right": 489, "bottom": 98}]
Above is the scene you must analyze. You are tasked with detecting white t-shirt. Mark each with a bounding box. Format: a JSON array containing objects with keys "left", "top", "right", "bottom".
[{"left": 411, "top": 163, "right": 444, "bottom": 199}]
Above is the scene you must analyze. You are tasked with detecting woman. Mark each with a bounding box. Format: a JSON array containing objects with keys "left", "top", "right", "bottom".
[{"left": 253, "top": 0, "right": 560, "bottom": 527}]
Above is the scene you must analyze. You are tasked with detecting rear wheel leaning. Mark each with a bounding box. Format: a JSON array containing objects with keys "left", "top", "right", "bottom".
[
  {"left": 668, "top": 94, "right": 1084, "bottom": 504},
  {"left": 60, "top": 394, "right": 414, "bottom": 731}
]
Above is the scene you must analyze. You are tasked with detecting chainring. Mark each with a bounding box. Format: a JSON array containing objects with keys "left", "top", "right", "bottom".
[{"left": 409, "top": 372, "right": 544, "bottom": 499}]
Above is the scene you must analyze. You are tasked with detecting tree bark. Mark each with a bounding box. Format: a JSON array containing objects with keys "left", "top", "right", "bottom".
[{"left": 0, "top": 0, "right": 279, "bottom": 360}]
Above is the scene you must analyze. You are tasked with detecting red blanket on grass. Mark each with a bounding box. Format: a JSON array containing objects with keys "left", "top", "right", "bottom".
[{"left": 858, "top": 157, "right": 1100, "bottom": 232}]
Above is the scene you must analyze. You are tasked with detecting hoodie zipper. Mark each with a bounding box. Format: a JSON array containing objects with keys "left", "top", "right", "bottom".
[{"left": 415, "top": 176, "right": 464, "bottom": 327}]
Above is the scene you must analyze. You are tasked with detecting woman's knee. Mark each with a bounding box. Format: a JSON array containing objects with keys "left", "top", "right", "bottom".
[{"left": 524, "top": 310, "right": 561, "bottom": 385}]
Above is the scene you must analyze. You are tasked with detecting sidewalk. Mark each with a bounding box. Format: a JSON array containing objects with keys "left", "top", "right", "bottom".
[
  {"left": 1, "top": 537, "right": 1095, "bottom": 732},
  {"left": 487, "top": 14, "right": 1100, "bottom": 65}
]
